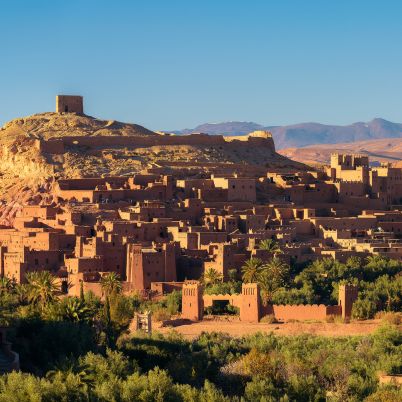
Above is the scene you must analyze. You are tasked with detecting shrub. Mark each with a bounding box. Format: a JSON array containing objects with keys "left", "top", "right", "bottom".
[
  {"left": 166, "top": 290, "right": 182, "bottom": 315},
  {"left": 152, "top": 308, "right": 171, "bottom": 322},
  {"left": 260, "top": 314, "right": 278, "bottom": 324},
  {"left": 352, "top": 298, "right": 377, "bottom": 320},
  {"left": 375, "top": 311, "right": 402, "bottom": 325}
]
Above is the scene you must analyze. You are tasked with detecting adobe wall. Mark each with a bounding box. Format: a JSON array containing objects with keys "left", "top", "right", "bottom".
[
  {"left": 36, "top": 133, "right": 276, "bottom": 155},
  {"left": 150, "top": 281, "right": 183, "bottom": 294},
  {"left": 183, "top": 284, "right": 351, "bottom": 322},
  {"left": 267, "top": 304, "right": 335, "bottom": 321}
]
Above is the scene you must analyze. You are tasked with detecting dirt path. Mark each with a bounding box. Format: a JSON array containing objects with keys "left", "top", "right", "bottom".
[{"left": 156, "top": 318, "right": 382, "bottom": 339}]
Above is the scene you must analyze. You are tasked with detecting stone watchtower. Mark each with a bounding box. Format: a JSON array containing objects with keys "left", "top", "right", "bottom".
[
  {"left": 181, "top": 281, "right": 204, "bottom": 321},
  {"left": 56, "top": 95, "right": 84, "bottom": 114},
  {"left": 338, "top": 284, "right": 358, "bottom": 319},
  {"left": 240, "top": 283, "right": 261, "bottom": 322}
]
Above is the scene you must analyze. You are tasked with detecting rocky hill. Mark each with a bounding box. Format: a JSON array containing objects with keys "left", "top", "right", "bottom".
[
  {"left": 0, "top": 112, "right": 304, "bottom": 225},
  {"left": 170, "top": 118, "right": 402, "bottom": 149}
]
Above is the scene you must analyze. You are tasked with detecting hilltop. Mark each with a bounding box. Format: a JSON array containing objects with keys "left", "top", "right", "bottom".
[
  {"left": 170, "top": 118, "right": 402, "bottom": 149},
  {"left": 0, "top": 112, "right": 157, "bottom": 143}
]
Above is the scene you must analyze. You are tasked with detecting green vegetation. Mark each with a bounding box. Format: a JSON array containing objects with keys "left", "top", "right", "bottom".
[
  {"left": 0, "top": 318, "right": 401, "bottom": 400},
  {"left": 270, "top": 256, "right": 401, "bottom": 319},
  {"left": 0, "top": 256, "right": 400, "bottom": 400},
  {"left": 258, "top": 239, "right": 283, "bottom": 255},
  {"left": 242, "top": 256, "right": 290, "bottom": 304}
]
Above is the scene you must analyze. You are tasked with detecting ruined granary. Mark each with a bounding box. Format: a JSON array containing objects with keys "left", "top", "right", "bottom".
[{"left": 1, "top": 96, "right": 402, "bottom": 319}]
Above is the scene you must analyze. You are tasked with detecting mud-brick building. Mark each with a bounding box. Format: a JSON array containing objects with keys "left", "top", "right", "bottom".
[{"left": 126, "top": 242, "right": 177, "bottom": 290}]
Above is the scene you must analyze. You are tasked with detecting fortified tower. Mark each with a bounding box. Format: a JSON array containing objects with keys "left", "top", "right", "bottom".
[
  {"left": 240, "top": 283, "right": 261, "bottom": 322},
  {"left": 56, "top": 95, "right": 84, "bottom": 114},
  {"left": 181, "top": 281, "right": 204, "bottom": 321},
  {"left": 338, "top": 284, "right": 358, "bottom": 319}
]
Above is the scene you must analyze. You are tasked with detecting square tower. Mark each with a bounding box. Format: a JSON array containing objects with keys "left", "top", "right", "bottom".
[
  {"left": 56, "top": 95, "right": 84, "bottom": 114},
  {"left": 240, "top": 283, "right": 261, "bottom": 322},
  {"left": 338, "top": 284, "right": 358, "bottom": 319},
  {"left": 182, "top": 281, "right": 204, "bottom": 321}
]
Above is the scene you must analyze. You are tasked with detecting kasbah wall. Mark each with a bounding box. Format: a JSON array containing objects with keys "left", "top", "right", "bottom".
[
  {"left": 36, "top": 133, "right": 275, "bottom": 154},
  {"left": 38, "top": 95, "right": 276, "bottom": 157},
  {"left": 181, "top": 282, "right": 356, "bottom": 322}
]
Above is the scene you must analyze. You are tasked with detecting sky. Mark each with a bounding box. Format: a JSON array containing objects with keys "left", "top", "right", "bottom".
[{"left": 1, "top": 0, "right": 402, "bottom": 130}]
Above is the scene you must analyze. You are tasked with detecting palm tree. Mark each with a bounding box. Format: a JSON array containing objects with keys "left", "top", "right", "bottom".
[
  {"left": 61, "top": 297, "right": 93, "bottom": 322},
  {"left": 241, "top": 258, "right": 264, "bottom": 283},
  {"left": 100, "top": 272, "right": 122, "bottom": 297},
  {"left": 259, "top": 239, "right": 283, "bottom": 255},
  {"left": 26, "top": 271, "right": 59, "bottom": 308},
  {"left": 0, "top": 277, "right": 14, "bottom": 294},
  {"left": 202, "top": 268, "right": 223, "bottom": 286},
  {"left": 258, "top": 257, "right": 289, "bottom": 304},
  {"left": 46, "top": 361, "right": 95, "bottom": 393},
  {"left": 14, "top": 283, "right": 30, "bottom": 304},
  {"left": 365, "top": 255, "right": 386, "bottom": 266}
]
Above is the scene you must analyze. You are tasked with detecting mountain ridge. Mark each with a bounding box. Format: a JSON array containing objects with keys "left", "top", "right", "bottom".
[{"left": 168, "top": 118, "right": 402, "bottom": 149}]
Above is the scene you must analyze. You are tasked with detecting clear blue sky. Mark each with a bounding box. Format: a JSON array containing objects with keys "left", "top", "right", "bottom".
[{"left": 1, "top": 0, "right": 402, "bottom": 130}]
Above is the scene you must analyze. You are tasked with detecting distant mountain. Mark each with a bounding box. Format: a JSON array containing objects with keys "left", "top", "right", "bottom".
[
  {"left": 279, "top": 138, "right": 402, "bottom": 166},
  {"left": 169, "top": 118, "right": 402, "bottom": 150},
  {"left": 170, "top": 121, "right": 267, "bottom": 136}
]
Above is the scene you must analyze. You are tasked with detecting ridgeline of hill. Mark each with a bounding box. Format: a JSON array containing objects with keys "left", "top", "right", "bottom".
[{"left": 170, "top": 118, "right": 402, "bottom": 149}]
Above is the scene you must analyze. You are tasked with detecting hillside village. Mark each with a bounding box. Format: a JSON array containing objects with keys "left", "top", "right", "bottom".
[{"left": 0, "top": 96, "right": 402, "bottom": 324}]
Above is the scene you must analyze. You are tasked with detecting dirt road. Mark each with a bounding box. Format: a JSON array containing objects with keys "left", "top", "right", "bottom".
[{"left": 157, "top": 318, "right": 382, "bottom": 339}]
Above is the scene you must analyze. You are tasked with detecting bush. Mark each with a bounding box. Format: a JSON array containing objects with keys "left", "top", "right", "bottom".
[
  {"left": 352, "top": 299, "right": 378, "bottom": 320},
  {"left": 376, "top": 311, "right": 402, "bottom": 326},
  {"left": 205, "top": 301, "right": 239, "bottom": 316},
  {"left": 166, "top": 290, "right": 182, "bottom": 315},
  {"left": 153, "top": 308, "right": 171, "bottom": 322},
  {"left": 260, "top": 314, "right": 278, "bottom": 324}
]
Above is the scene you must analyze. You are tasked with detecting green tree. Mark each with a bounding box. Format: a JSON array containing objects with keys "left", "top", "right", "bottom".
[
  {"left": 259, "top": 239, "right": 283, "bottom": 255},
  {"left": 202, "top": 268, "right": 223, "bottom": 286},
  {"left": 100, "top": 272, "right": 122, "bottom": 297},
  {"left": 258, "top": 258, "right": 289, "bottom": 304},
  {"left": 60, "top": 297, "right": 93, "bottom": 322},
  {"left": 241, "top": 258, "right": 264, "bottom": 283},
  {"left": 0, "top": 277, "right": 14, "bottom": 295},
  {"left": 25, "top": 271, "right": 59, "bottom": 310}
]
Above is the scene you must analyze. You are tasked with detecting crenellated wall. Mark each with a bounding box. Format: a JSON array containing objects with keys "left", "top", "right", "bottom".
[{"left": 182, "top": 282, "right": 354, "bottom": 322}]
